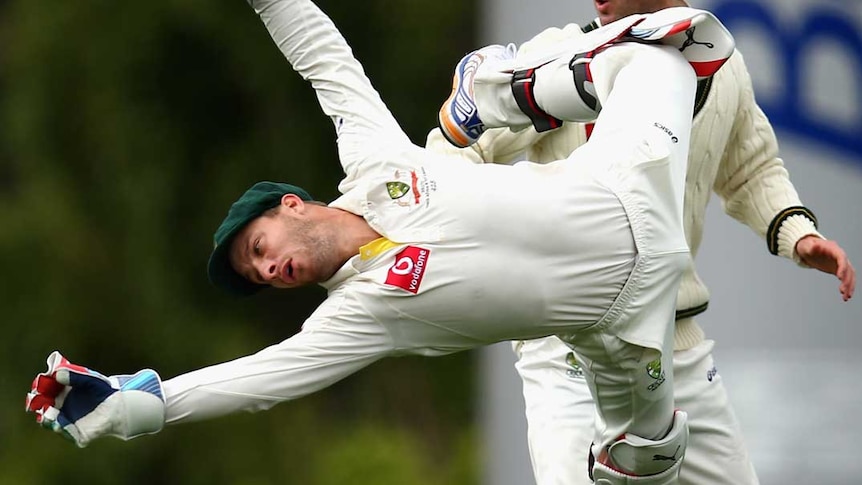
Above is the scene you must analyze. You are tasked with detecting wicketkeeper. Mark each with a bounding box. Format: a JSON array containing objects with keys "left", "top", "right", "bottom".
[{"left": 25, "top": 1, "right": 737, "bottom": 482}]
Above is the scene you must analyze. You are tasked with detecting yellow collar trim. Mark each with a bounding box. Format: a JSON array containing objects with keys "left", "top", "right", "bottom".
[{"left": 359, "top": 237, "right": 399, "bottom": 261}]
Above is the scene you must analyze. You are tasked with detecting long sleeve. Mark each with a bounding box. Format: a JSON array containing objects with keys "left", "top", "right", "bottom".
[
  {"left": 249, "top": 0, "right": 412, "bottom": 193},
  {"left": 163, "top": 292, "right": 393, "bottom": 424},
  {"left": 712, "top": 52, "right": 822, "bottom": 264}
]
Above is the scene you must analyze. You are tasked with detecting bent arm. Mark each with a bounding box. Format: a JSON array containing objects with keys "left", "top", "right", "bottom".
[
  {"left": 248, "top": 0, "right": 410, "bottom": 184},
  {"left": 713, "top": 53, "right": 822, "bottom": 265}
]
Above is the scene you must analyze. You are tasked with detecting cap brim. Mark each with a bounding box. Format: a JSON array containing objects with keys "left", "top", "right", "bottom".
[{"left": 207, "top": 232, "right": 267, "bottom": 297}]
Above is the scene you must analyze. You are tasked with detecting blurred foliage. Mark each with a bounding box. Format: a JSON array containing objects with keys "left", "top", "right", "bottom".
[{"left": 0, "top": 0, "right": 479, "bottom": 483}]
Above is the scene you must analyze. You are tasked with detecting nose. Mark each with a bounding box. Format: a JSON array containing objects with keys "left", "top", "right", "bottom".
[{"left": 255, "top": 258, "right": 279, "bottom": 283}]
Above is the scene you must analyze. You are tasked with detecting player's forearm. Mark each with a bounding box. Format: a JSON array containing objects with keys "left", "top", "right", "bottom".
[
  {"left": 720, "top": 153, "right": 822, "bottom": 263},
  {"left": 713, "top": 58, "right": 821, "bottom": 263},
  {"left": 162, "top": 357, "right": 313, "bottom": 424},
  {"left": 162, "top": 333, "right": 385, "bottom": 424},
  {"left": 247, "top": 0, "right": 408, "bottom": 176},
  {"left": 249, "top": 0, "right": 368, "bottom": 107},
  {"left": 721, "top": 158, "right": 822, "bottom": 263}
]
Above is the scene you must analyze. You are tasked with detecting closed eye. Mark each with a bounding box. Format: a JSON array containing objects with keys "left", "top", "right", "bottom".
[{"left": 253, "top": 238, "right": 262, "bottom": 256}]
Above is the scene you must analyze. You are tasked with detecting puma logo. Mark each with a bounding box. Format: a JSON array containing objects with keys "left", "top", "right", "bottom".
[
  {"left": 653, "top": 445, "right": 681, "bottom": 462},
  {"left": 679, "top": 27, "right": 714, "bottom": 52}
]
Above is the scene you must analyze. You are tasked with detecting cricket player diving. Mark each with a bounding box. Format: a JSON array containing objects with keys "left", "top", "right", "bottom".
[{"left": 24, "top": 0, "right": 739, "bottom": 482}]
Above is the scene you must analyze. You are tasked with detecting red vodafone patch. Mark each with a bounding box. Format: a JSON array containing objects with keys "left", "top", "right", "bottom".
[{"left": 385, "top": 246, "right": 430, "bottom": 294}]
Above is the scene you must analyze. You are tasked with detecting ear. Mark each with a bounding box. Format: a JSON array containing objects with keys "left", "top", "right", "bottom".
[{"left": 280, "top": 193, "right": 304, "bottom": 212}]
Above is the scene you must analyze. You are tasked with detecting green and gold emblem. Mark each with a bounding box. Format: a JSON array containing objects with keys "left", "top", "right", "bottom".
[
  {"left": 646, "top": 358, "right": 663, "bottom": 380},
  {"left": 565, "top": 352, "right": 585, "bottom": 379},
  {"left": 386, "top": 181, "right": 410, "bottom": 200}
]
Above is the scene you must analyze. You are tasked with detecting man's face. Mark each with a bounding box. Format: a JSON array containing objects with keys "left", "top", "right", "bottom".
[
  {"left": 228, "top": 196, "right": 341, "bottom": 289},
  {"left": 593, "top": 0, "right": 670, "bottom": 25}
]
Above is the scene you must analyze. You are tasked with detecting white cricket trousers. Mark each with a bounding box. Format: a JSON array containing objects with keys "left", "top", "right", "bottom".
[
  {"left": 475, "top": 41, "right": 694, "bottom": 452},
  {"left": 516, "top": 334, "right": 760, "bottom": 485}
]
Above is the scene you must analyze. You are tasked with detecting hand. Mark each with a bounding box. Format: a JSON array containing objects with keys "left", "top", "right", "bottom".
[
  {"left": 25, "top": 351, "right": 166, "bottom": 447},
  {"left": 796, "top": 236, "right": 856, "bottom": 301}
]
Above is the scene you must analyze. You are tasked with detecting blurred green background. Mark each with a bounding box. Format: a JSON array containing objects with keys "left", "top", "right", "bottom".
[{"left": 0, "top": 0, "right": 480, "bottom": 483}]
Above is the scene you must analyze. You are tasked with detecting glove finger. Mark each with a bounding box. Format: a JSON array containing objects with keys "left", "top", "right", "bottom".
[
  {"left": 26, "top": 392, "right": 55, "bottom": 418},
  {"left": 47, "top": 410, "right": 84, "bottom": 447},
  {"left": 53, "top": 363, "right": 110, "bottom": 388},
  {"left": 36, "top": 406, "right": 60, "bottom": 428},
  {"left": 38, "top": 408, "right": 82, "bottom": 446},
  {"left": 26, "top": 373, "right": 65, "bottom": 412},
  {"left": 45, "top": 351, "right": 108, "bottom": 385},
  {"left": 32, "top": 372, "right": 65, "bottom": 398},
  {"left": 26, "top": 373, "right": 68, "bottom": 417}
]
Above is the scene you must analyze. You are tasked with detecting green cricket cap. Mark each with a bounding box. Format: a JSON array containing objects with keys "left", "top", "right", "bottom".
[{"left": 207, "top": 181, "right": 314, "bottom": 296}]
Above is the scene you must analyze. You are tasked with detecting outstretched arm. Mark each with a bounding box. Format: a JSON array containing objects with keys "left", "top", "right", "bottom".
[
  {"left": 248, "top": 0, "right": 411, "bottom": 188},
  {"left": 163, "top": 316, "right": 391, "bottom": 424},
  {"left": 27, "top": 297, "right": 394, "bottom": 443}
]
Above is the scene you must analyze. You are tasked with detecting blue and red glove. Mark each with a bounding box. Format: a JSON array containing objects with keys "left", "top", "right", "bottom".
[{"left": 25, "top": 351, "right": 166, "bottom": 447}]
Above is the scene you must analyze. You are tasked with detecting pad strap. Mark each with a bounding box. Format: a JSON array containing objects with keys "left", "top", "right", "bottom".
[
  {"left": 570, "top": 52, "right": 600, "bottom": 112},
  {"left": 511, "top": 67, "right": 564, "bottom": 133}
]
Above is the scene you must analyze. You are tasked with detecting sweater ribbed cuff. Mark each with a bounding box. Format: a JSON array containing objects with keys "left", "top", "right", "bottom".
[
  {"left": 777, "top": 214, "right": 824, "bottom": 267},
  {"left": 766, "top": 206, "right": 822, "bottom": 255}
]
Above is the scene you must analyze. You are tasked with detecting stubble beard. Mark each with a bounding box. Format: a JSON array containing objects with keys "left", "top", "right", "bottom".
[{"left": 291, "top": 218, "right": 343, "bottom": 284}]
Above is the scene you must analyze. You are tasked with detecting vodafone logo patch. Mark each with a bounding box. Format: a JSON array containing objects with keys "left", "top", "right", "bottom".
[{"left": 385, "top": 246, "right": 430, "bottom": 294}]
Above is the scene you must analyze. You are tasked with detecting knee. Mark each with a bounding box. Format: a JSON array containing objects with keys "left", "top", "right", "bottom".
[{"left": 591, "top": 409, "right": 688, "bottom": 484}]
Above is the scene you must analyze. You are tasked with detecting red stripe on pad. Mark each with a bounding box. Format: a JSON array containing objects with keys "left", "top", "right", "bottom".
[
  {"left": 691, "top": 58, "right": 728, "bottom": 78},
  {"left": 666, "top": 19, "right": 692, "bottom": 37}
]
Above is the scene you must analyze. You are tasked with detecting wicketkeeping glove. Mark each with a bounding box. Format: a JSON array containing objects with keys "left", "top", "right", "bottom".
[{"left": 25, "top": 351, "right": 166, "bottom": 448}]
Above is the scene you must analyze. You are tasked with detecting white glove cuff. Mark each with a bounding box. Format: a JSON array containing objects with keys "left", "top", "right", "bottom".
[{"left": 75, "top": 370, "right": 167, "bottom": 447}]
